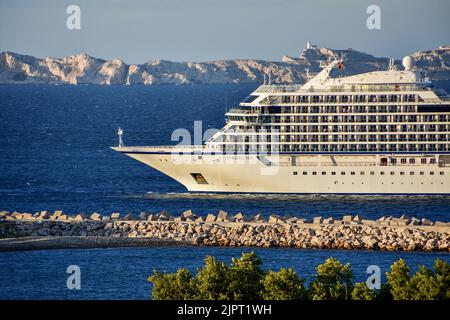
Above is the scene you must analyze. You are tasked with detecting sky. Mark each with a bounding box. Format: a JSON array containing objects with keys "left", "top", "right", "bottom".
[{"left": 0, "top": 0, "right": 449, "bottom": 64}]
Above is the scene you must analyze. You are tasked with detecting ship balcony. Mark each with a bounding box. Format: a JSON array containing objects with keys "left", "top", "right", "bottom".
[{"left": 225, "top": 108, "right": 259, "bottom": 116}]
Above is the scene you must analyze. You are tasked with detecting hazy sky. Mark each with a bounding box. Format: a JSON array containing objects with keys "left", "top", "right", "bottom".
[{"left": 0, "top": 0, "right": 449, "bottom": 64}]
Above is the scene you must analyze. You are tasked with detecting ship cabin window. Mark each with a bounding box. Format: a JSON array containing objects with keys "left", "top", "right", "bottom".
[
  {"left": 430, "top": 158, "right": 436, "bottom": 164},
  {"left": 370, "top": 171, "right": 375, "bottom": 175},
  {"left": 341, "top": 172, "right": 345, "bottom": 175},
  {"left": 190, "top": 173, "right": 209, "bottom": 185},
  {"left": 331, "top": 172, "right": 336, "bottom": 175},
  {"left": 360, "top": 172, "right": 365, "bottom": 175},
  {"left": 400, "top": 172, "right": 405, "bottom": 175},
  {"left": 420, "top": 172, "right": 424, "bottom": 175},
  {"left": 312, "top": 172, "right": 317, "bottom": 175},
  {"left": 380, "top": 158, "right": 388, "bottom": 166},
  {"left": 410, "top": 172, "right": 414, "bottom": 175},
  {"left": 430, "top": 171, "right": 435, "bottom": 175},
  {"left": 401, "top": 158, "right": 407, "bottom": 164},
  {"left": 351, "top": 172, "right": 355, "bottom": 175},
  {"left": 409, "top": 158, "right": 416, "bottom": 164},
  {"left": 322, "top": 172, "right": 326, "bottom": 175},
  {"left": 380, "top": 172, "right": 385, "bottom": 175},
  {"left": 390, "top": 158, "right": 397, "bottom": 165},
  {"left": 421, "top": 158, "right": 427, "bottom": 164},
  {"left": 390, "top": 171, "right": 395, "bottom": 175},
  {"left": 303, "top": 172, "right": 308, "bottom": 175},
  {"left": 293, "top": 171, "right": 298, "bottom": 176},
  {"left": 440, "top": 172, "right": 445, "bottom": 175}
]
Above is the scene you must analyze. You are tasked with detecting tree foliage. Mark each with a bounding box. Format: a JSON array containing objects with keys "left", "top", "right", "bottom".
[
  {"left": 261, "top": 268, "right": 307, "bottom": 300},
  {"left": 386, "top": 258, "right": 450, "bottom": 300},
  {"left": 309, "top": 257, "right": 353, "bottom": 300},
  {"left": 148, "top": 253, "right": 450, "bottom": 301},
  {"left": 351, "top": 282, "right": 377, "bottom": 300}
]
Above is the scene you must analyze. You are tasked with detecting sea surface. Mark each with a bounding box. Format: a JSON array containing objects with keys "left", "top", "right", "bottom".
[{"left": 0, "top": 83, "right": 449, "bottom": 299}]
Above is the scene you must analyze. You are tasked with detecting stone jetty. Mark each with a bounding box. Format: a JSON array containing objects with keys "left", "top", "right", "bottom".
[{"left": 1, "top": 210, "right": 449, "bottom": 252}]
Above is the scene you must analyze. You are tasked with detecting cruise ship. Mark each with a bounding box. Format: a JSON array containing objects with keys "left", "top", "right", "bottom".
[{"left": 112, "top": 56, "right": 450, "bottom": 194}]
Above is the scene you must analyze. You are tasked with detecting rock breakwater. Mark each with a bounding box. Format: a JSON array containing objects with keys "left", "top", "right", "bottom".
[{"left": 1, "top": 210, "right": 449, "bottom": 252}]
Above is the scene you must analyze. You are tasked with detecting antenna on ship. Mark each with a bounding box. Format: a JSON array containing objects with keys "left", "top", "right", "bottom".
[
  {"left": 388, "top": 57, "right": 396, "bottom": 71},
  {"left": 118, "top": 127, "right": 124, "bottom": 147}
]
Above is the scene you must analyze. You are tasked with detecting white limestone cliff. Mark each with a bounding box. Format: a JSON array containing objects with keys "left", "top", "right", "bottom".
[{"left": 0, "top": 45, "right": 449, "bottom": 85}]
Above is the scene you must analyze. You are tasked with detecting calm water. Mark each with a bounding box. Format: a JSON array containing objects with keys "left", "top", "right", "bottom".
[
  {"left": 0, "top": 83, "right": 449, "bottom": 299},
  {"left": 0, "top": 247, "right": 448, "bottom": 300},
  {"left": 1, "top": 83, "right": 450, "bottom": 220}
]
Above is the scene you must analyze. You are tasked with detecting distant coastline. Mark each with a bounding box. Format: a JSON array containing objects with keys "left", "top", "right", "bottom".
[{"left": 1, "top": 44, "right": 449, "bottom": 85}]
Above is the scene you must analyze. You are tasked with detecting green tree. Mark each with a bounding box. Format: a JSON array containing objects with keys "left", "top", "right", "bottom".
[
  {"left": 434, "top": 259, "right": 450, "bottom": 299},
  {"left": 195, "top": 256, "right": 230, "bottom": 300},
  {"left": 386, "top": 258, "right": 450, "bottom": 300},
  {"left": 261, "top": 268, "right": 307, "bottom": 300},
  {"left": 309, "top": 257, "right": 353, "bottom": 300},
  {"left": 410, "top": 265, "right": 440, "bottom": 299},
  {"left": 385, "top": 259, "right": 414, "bottom": 300},
  {"left": 351, "top": 282, "right": 377, "bottom": 300},
  {"left": 228, "top": 252, "right": 264, "bottom": 300},
  {"left": 148, "top": 268, "right": 197, "bottom": 300}
]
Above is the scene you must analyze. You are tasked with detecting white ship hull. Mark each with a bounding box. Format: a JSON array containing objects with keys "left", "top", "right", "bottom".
[
  {"left": 114, "top": 148, "right": 450, "bottom": 194},
  {"left": 113, "top": 55, "right": 450, "bottom": 194}
]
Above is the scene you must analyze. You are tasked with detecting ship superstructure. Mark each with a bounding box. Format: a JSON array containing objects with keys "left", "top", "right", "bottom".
[{"left": 113, "top": 56, "right": 450, "bottom": 194}]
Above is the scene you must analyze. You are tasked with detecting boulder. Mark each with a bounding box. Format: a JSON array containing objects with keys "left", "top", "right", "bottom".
[
  {"left": 102, "top": 216, "right": 111, "bottom": 221},
  {"left": 182, "top": 210, "right": 194, "bottom": 218},
  {"left": 434, "top": 221, "right": 448, "bottom": 227},
  {"left": 158, "top": 210, "right": 171, "bottom": 221},
  {"left": 313, "top": 216, "right": 323, "bottom": 224},
  {"left": 54, "top": 210, "right": 63, "bottom": 216},
  {"left": 205, "top": 214, "right": 216, "bottom": 223},
  {"left": 233, "top": 212, "right": 244, "bottom": 222},
  {"left": 253, "top": 213, "right": 263, "bottom": 222},
  {"left": 353, "top": 215, "right": 360, "bottom": 222},
  {"left": 73, "top": 214, "right": 85, "bottom": 221},
  {"left": 0, "top": 211, "right": 10, "bottom": 218},
  {"left": 90, "top": 212, "right": 102, "bottom": 221},
  {"left": 195, "top": 217, "right": 204, "bottom": 223},
  {"left": 111, "top": 212, "right": 120, "bottom": 220},
  {"left": 421, "top": 218, "right": 433, "bottom": 226},
  {"left": 58, "top": 215, "right": 69, "bottom": 221},
  {"left": 22, "top": 213, "right": 33, "bottom": 220},
  {"left": 342, "top": 215, "right": 352, "bottom": 223},
  {"left": 269, "top": 214, "right": 281, "bottom": 224},
  {"left": 217, "top": 210, "right": 228, "bottom": 221},
  {"left": 323, "top": 217, "right": 333, "bottom": 224},
  {"left": 377, "top": 216, "right": 386, "bottom": 222},
  {"left": 139, "top": 212, "right": 149, "bottom": 220},
  {"left": 286, "top": 217, "right": 298, "bottom": 224},
  {"left": 147, "top": 214, "right": 158, "bottom": 221},
  {"left": 123, "top": 213, "right": 135, "bottom": 221},
  {"left": 255, "top": 225, "right": 265, "bottom": 233}
]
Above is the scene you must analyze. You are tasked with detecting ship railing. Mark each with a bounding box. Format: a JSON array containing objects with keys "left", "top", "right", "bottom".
[
  {"left": 273, "top": 162, "right": 377, "bottom": 167},
  {"left": 254, "top": 84, "right": 434, "bottom": 94},
  {"left": 272, "top": 161, "right": 443, "bottom": 167}
]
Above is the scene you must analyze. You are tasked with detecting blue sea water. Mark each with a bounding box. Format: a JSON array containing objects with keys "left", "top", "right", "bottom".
[
  {"left": 0, "top": 83, "right": 449, "bottom": 299},
  {"left": 0, "top": 247, "right": 448, "bottom": 300}
]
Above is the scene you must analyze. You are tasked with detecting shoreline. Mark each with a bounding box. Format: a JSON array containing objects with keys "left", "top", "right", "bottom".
[{"left": 0, "top": 236, "right": 192, "bottom": 252}]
